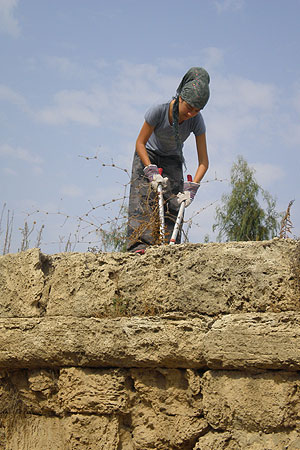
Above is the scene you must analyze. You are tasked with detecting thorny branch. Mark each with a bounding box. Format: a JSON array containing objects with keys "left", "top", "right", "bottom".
[{"left": 2, "top": 157, "right": 227, "bottom": 252}]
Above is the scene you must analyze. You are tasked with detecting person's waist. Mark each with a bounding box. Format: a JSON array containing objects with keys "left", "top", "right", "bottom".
[
  {"left": 146, "top": 145, "right": 181, "bottom": 155},
  {"left": 146, "top": 147, "right": 182, "bottom": 161}
]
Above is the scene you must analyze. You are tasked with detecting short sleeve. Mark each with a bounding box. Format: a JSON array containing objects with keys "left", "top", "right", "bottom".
[
  {"left": 144, "top": 104, "right": 165, "bottom": 128},
  {"left": 193, "top": 112, "right": 206, "bottom": 136}
]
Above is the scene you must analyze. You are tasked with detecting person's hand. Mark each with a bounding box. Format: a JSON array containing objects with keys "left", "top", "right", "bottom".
[
  {"left": 143, "top": 164, "right": 168, "bottom": 190},
  {"left": 176, "top": 181, "right": 200, "bottom": 207}
]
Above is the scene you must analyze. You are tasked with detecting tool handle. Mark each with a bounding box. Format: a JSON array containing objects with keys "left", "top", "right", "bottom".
[
  {"left": 157, "top": 168, "right": 165, "bottom": 244},
  {"left": 169, "top": 201, "right": 185, "bottom": 244},
  {"left": 157, "top": 168, "right": 163, "bottom": 193},
  {"left": 169, "top": 174, "right": 192, "bottom": 245}
]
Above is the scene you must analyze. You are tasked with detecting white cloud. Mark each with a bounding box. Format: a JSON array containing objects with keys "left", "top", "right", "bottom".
[
  {"left": 205, "top": 74, "right": 279, "bottom": 158},
  {"left": 280, "top": 119, "right": 300, "bottom": 148},
  {"left": 251, "top": 163, "right": 285, "bottom": 186},
  {"left": 37, "top": 62, "right": 278, "bottom": 139},
  {"left": 3, "top": 167, "right": 17, "bottom": 176},
  {"left": 214, "top": 0, "right": 245, "bottom": 13},
  {"left": 203, "top": 47, "right": 225, "bottom": 70},
  {"left": 60, "top": 184, "right": 83, "bottom": 198},
  {"left": 1, "top": 59, "right": 293, "bottom": 175},
  {"left": 0, "top": 84, "right": 28, "bottom": 110},
  {"left": 112, "top": 60, "right": 172, "bottom": 104},
  {"left": 291, "top": 84, "right": 300, "bottom": 113},
  {"left": 38, "top": 89, "right": 103, "bottom": 126},
  {"left": 0, "top": 0, "right": 20, "bottom": 37},
  {"left": 45, "top": 56, "right": 97, "bottom": 79},
  {"left": 0, "top": 143, "right": 43, "bottom": 165},
  {"left": 32, "top": 166, "right": 44, "bottom": 176},
  {"left": 207, "top": 110, "right": 256, "bottom": 149},
  {"left": 94, "top": 58, "right": 110, "bottom": 71},
  {"left": 213, "top": 75, "right": 276, "bottom": 111},
  {"left": 37, "top": 61, "right": 168, "bottom": 128},
  {"left": 46, "top": 56, "right": 80, "bottom": 77}
]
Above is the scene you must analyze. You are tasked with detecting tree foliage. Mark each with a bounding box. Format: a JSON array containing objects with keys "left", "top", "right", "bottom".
[{"left": 213, "top": 156, "right": 280, "bottom": 242}]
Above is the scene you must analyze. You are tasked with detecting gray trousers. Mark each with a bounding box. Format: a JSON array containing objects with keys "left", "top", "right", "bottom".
[{"left": 126, "top": 149, "right": 183, "bottom": 251}]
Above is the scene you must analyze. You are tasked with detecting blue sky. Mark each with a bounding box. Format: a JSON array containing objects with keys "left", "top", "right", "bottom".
[{"left": 1, "top": 0, "right": 300, "bottom": 253}]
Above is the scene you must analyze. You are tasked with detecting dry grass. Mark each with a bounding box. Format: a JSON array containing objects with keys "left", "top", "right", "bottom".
[{"left": 279, "top": 200, "right": 295, "bottom": 239}]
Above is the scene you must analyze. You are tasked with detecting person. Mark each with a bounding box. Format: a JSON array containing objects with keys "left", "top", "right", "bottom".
[{"left": 127, "top": 67, "right": 210, "bottom": 253}]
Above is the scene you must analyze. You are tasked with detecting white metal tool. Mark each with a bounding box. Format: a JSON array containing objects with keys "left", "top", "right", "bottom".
[
  {"left": 157, "top": 168, "right": 165, "bottom": 244},
  {"left": 169, "top": 174, "right": 192, "bottom": 245}
]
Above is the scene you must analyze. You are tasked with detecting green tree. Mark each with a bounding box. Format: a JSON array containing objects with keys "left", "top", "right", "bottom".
[{"left": 213, "top": 155, "right": 280, "bottom": 242}]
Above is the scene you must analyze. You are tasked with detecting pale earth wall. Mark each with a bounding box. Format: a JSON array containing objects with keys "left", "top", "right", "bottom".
[{"left": 0, "top": 239, "right": 300, "bottom": 449}]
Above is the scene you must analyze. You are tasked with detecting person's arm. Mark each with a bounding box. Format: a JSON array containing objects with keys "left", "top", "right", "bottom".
[
  {"left": 176, "top": 133, "right": 208, "bottom": 207},
  {"left": 193, "top": 133, "right": 209, "bottom": 183},
  {"left": 135, "top": 121, "right": 155, "bottom": 167}
]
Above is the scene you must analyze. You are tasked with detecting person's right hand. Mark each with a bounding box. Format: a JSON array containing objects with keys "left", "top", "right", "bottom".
[{"left": 143, "top": 164, "right": 168, "bottom": 190}]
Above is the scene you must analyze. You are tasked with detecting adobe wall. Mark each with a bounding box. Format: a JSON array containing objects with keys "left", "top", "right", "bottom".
[{"left": 0, "top": 239, "right": 300, "bottom": 449}]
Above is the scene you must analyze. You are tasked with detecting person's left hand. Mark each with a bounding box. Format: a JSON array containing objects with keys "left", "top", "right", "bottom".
[{"left": 176, "top": 181, "right": 200, "bottom": 207}]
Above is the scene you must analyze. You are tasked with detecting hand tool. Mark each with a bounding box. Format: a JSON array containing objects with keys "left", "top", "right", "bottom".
[
  {"left": 157, "top": 168, "right": 165, "bottom": 244},
  {"left": 169, "top": 174, "right": 192, "bottom": 245}
]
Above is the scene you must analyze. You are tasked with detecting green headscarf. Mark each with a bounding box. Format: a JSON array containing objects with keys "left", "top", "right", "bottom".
[
  {"left": 176, "top": 67, "right": 210, "bottom": 110},
  {"left": 172, "top": 67, "right": 210, "bottom": 163}
]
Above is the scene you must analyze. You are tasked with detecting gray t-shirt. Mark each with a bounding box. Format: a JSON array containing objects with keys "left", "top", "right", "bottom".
[{"left": 144, "top": 101, "right": 206, "bottom": 157}]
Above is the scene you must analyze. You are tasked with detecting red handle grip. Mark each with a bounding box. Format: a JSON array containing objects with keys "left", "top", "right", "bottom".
[
  {"left": 158, "top": 168, "right": 163, "bottom": 175},
  {"left": 187, "top": 174, "right": 192, "bottom": 182}
]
